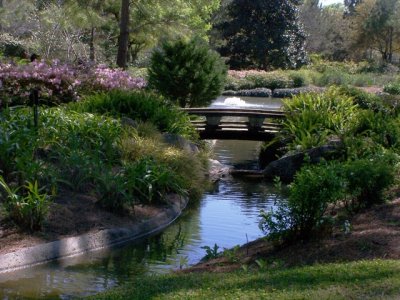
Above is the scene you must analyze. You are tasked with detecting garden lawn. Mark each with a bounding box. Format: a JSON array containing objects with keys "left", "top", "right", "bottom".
[{"left": 91, "top": 259, "right": 400, "bottom": 299}]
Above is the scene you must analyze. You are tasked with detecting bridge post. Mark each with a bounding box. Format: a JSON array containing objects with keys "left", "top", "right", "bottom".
[
  {"left": 248, "top": 116, "right": 265, "bottom": 131},
  {"left": 205, "top": 116, "right": 221, "bottom": 129}
]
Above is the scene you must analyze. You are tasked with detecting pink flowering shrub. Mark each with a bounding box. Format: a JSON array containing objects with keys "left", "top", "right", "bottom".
[
  {"left": 0, "top": 60, "right": 78, "bottom": 106},
  {"left": 92, "top": 65, "right": 146, "bottom": 91},
  {"left": 0, "top": 59, "right": 146, "bottom": 108}
]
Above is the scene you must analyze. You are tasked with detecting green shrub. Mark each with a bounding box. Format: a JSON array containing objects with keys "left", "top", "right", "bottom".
[
  {"left": 260, "top": 162, "right": 345, "bottom": 241},
  {"left": 281, "top": 87, "right": 359, "bottom": 150},
  {"left": 0, "top": 105, "right": 206, "bottom": 222},
  {"left": 39, "top": 108, "right": 123, "bottom": 191},
  {"left": 343, "top": 157, "right": 395, "bottom": 209},
  {"left": 94, "top": 169, "right": 133, "bottom": 212},
  {"left": 0, "top": 108, "right": 39, "bottom": 182},
  {"left": 337, "top": 85, "right": 388, "bottom": 113},
  {"left": 224, "top": 76, "right": 247, "bottom": 91},
  {"left": 289, "top": 71, "right": 309, "bottom": 87},
  {"left": 351, "top": 73, "right": 375, "bottom": 87},
  {"left": 225, "top": 70, "right": 296, "bottom": 91},
  {"left": 0, "top": 176, "right": 51, "bottom": 231},
  {"left": 119, "top": 132, "right": 206, "bottom": 200},
  {"left": 350, "top": 110, "right": 400, "bottom": 151},
  {"left": 245, "top": 72, "right": 292, "bottom": 90},
  {"left": 314, "top": 69, "right": 351, "bottom": 86},
  {"left": 0, "top": 33, "right": 27, "bottom": 58},
  {"left": 0, "top": 107, "right": 122, "bottom": 193},
  {"left": 342, "top": 136, "right": 385, "bottom": 160},
  {"left": 71, "top": 90, "right": 197, "bottom": 140},
  {"left": 148, "top": 37, "right": 227, "bottom": 107},
  {"left": 124, "top": 158, "right": 187, "bottom": 204},
  {"left": 384, "top": 82, "right": 400, "bottom": 95},
  {"left": 260, "top": 154, "right": 397, "bottom": 242}
]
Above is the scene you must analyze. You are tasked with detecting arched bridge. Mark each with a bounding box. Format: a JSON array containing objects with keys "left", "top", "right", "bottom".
[{"left": 182, "top": 107, "right": 285, "bottom": 141}]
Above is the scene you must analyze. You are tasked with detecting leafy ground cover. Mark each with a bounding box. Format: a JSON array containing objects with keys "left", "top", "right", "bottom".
[{"left": 0, "top": 88, "right": 206, "bottom": 252}]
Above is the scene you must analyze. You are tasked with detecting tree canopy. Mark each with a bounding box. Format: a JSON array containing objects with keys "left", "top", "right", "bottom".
[
  {"left": 216, "top": 0, "right": 308, "bottom": 70},
  {"left": 0, "top": 0, "right": 220, "bottom": 66},
  {"left": 351, "top": 0, "right": 400, "bottom": 62}
]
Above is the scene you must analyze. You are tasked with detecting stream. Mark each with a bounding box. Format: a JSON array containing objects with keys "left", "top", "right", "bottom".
[{"left": 0, "top": 96, "right": 284, "bottom": 299}]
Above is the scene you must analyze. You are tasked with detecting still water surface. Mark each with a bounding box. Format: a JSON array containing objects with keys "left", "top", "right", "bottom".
[{"left": 0, "top": 96, "right": 283, "bottom": 299}]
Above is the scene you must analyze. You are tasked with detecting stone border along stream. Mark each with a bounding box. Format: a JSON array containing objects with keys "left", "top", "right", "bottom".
[{"left": 0, "top": 196, "right": 188, "bottom": 273}]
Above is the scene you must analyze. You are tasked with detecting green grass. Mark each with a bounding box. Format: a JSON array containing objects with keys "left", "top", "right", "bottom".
[{"left": 91, "top": 259, "right": 400, "bottom": 299}]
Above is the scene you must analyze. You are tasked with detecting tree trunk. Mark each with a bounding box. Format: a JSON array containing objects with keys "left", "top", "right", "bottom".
[
  {"left": 388, "top": 27, "right": 393, "bottom": 63},
  {"left": 116, "top": 0, "right": 130, "bottom": 69},
  {"left": 89, "top": 27, "right": 96, "bottom": 62},
  {"left": 0, "top": 0, "right": 3, "bottom": 31}
]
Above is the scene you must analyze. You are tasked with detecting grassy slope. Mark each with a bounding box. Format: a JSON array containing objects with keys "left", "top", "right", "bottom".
[{"left": 92, "top": 259, "right": 400, "bottom": 299}]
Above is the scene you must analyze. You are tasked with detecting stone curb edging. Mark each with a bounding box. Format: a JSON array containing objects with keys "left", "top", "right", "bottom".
[{"left": 0, "top": 196, "right": 188, "bottom": 274}]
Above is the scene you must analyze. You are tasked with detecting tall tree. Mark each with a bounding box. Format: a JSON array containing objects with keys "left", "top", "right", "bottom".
[
  {"left": 124, "top": 0, "right": 220, "bottom": 64},
  {"left": 217, "top": 0, "right": 307, "bottom": 70},
  {"left": 63, "top": 0, "right": 112, "bottom": 62},
  {"left": 351, "top": 0, "right": 400, "bottom": 62},
  {"left": 0, "top": 0, "right": 3, "bottom": 31},
  {"left": 116, "top": 0, "right": 130, "bottom": 68},
  {"left": 0, "top": 0, "right": 220, "bottom": 65},
  {"left": 300, "top": 1, "right": 352, "bottom": 60}
]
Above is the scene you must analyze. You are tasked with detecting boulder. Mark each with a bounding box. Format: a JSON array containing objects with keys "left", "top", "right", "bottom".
[
  {"left": 263, "top": 142, "right": 343, "bottom": 182},
  {"left": 208, "top": 159, "right": 232, "bottom": 182},
  {"left": 162, "top": 133, "right": 199, "bottom": 154},
  {"left": 258, "top": 139, "right": 287, "bottom": 169},
  {"left": 120, "top": 117, "right": 138, "bottom": 128}
]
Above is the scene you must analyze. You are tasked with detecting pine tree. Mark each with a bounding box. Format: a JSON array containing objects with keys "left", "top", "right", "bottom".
[
  {"left": 148, "top": 38, "right": 227, "bottom": 108},
  {"left": 217, "top": 0, "right": 308, "bottom": 70}
]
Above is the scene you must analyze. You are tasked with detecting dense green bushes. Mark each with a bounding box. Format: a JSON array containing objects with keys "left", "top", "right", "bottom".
[
  {"left": 0, "top": 98, "right": 204, "bottom": 228},
  {"left": 261, "top": 84, "right": 400, "bottom": 242},
  {"left": 70, "top": 90, "right": 197, "bottom": 140},
  {"left": 336, "top": 85, "right": 388, "bottom": 113},
  {"left": 384, "top": 82, "right": 400, "bottom": 95},
  {"left": 260, "top": 156, "right": 396, "bottom": 241},
  {"left": 148, "top": 38, "right": 227, "bottom": 107},
  {"left": 0, "top": 176, "right": 51, "bottom": 231},
  {"left": 224, "top": 59, "right": 399, "bottom": 91},
  {"left": 280, "top": 87, "right": 358, "bottom": 151},
  {"left": 278, "top": 86, "right": 400, "bottom": 154},
  {"left": 225, "top": 70, "right": 307, "bottom": 91},
  {"left": 260, "top": 162, "right": 345, "bottom": 241}
]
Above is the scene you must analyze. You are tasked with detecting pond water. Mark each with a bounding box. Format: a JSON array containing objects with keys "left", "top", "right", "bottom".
[{"left": 0, "top": 96, "right": 284, "bottom": 299}]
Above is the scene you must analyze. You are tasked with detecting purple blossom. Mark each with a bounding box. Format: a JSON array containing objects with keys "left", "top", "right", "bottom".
[{"left": 0, "top": 59, "right": 147, "bottom": 105}]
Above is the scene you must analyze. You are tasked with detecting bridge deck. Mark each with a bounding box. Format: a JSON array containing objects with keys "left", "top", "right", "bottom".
[
  {"left": 182, "top": 107, "right": 284, "bottom": 141},
  {"left": 183, "top": 107, "right": 285, "bottom": 118}
]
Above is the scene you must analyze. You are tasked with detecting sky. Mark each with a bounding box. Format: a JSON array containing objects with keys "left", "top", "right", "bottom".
[{"left": 320, "top": 0, "right": 343, "bottom": 5}]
